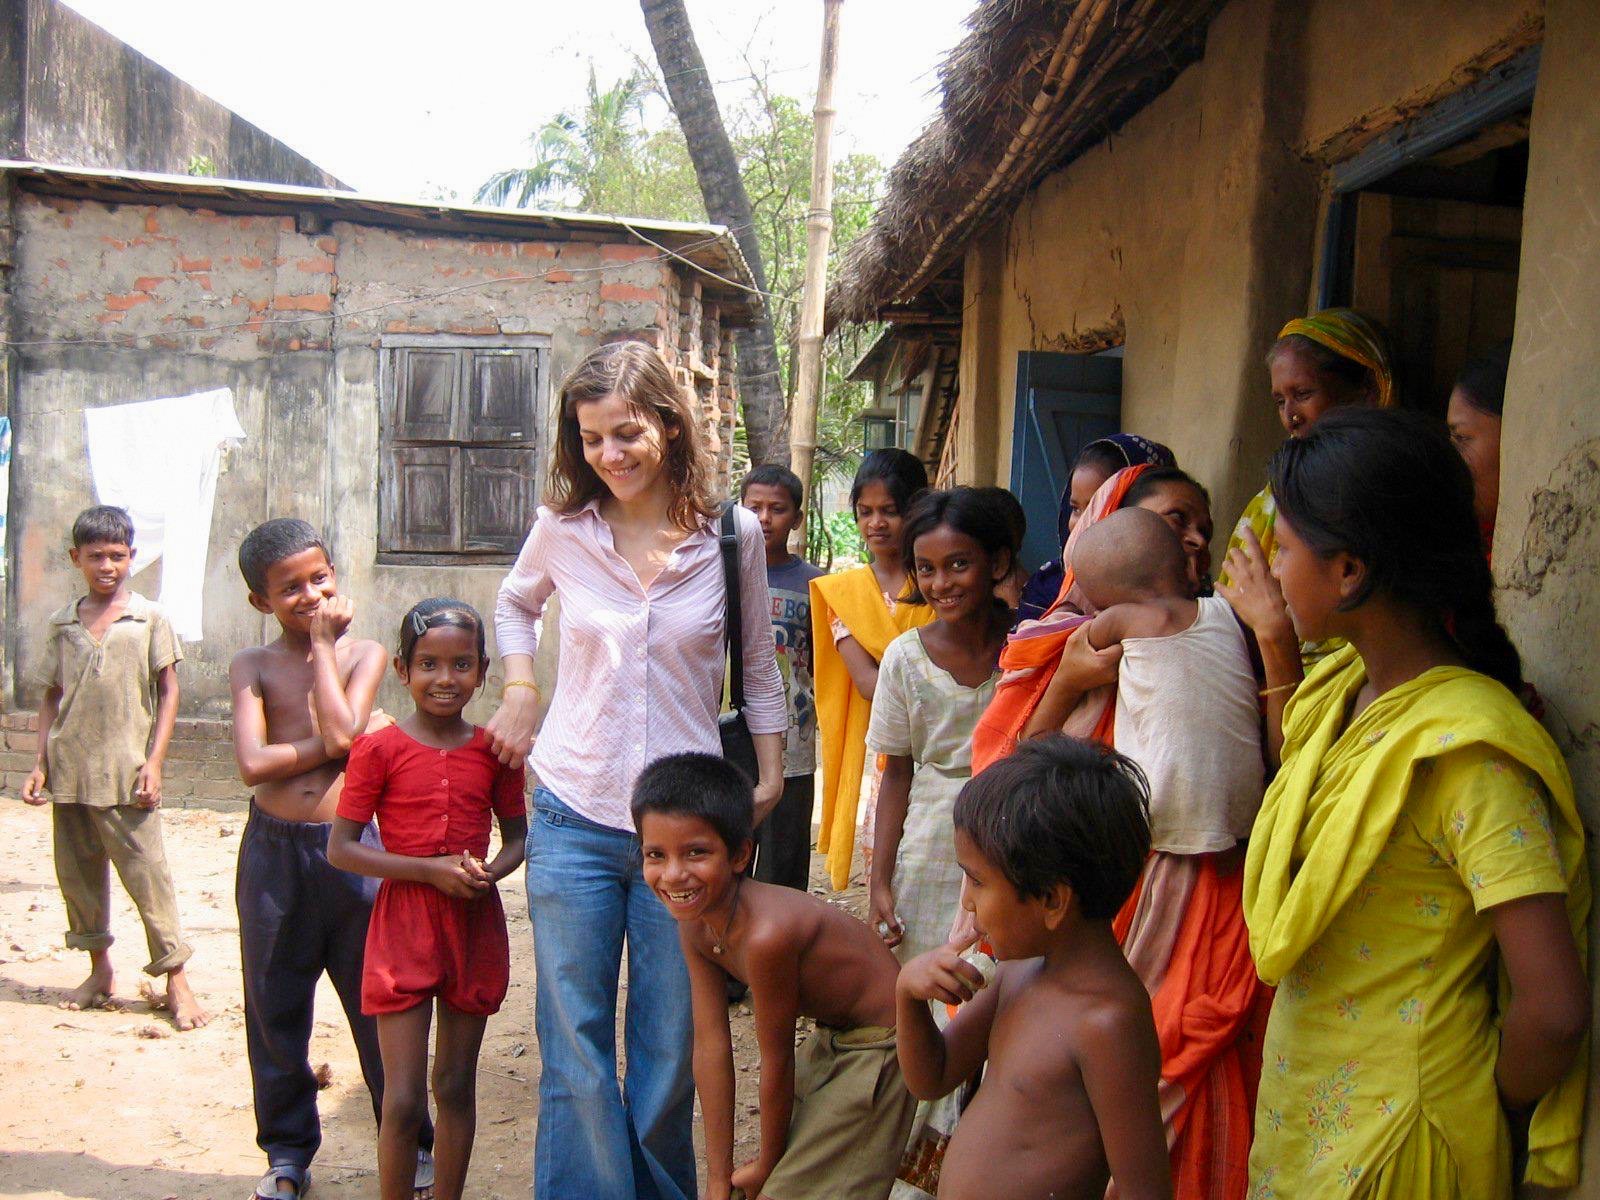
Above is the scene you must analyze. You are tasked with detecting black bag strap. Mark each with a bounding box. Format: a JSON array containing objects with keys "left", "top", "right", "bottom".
[{"left": 720, "top": 502, "right": 746, "bottom": 714}]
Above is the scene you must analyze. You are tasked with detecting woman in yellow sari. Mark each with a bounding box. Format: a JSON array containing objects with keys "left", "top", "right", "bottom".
[
  {"left": 1218, "top": 308, "right": 1395, "bottom": 762},
  {"left": 811, "top": 449, "right": 935, "bottom": 890},
  {"left": 1243, "top": 409, "right": 1588, "bottom": 1199}
]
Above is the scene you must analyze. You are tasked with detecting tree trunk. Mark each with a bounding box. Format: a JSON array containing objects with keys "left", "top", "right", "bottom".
[{"left": 640, "top": 0, "right": 790, "bottom": 466}]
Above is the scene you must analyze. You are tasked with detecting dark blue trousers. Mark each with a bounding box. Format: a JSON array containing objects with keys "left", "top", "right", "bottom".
[{"left": 236, "top": 805, "right": 434, "bottom": 1172}]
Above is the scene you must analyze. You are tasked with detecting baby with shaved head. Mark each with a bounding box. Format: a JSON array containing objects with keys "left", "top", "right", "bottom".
[
  {"left": 1072, "top": 508, "right": 1193, "bottom": 619},
  {"left": 1071, "top": 506, "right": 1264, "bottom": 861}
]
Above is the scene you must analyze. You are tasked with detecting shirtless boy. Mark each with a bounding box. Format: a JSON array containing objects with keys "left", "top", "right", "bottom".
[
  {"left": 633, "top": 753, "right": 917, "bottom": 1200},
  {"left": 896, "top": 735, "right": 1170, "bottom": 1200},
  {"left": 229, "top": 518, "right": 434, "bottom": 1200}
]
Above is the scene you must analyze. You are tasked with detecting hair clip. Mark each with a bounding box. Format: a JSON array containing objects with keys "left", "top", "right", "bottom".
[{"left": 409, "top": 610, "right": 431, "bottom": 638}]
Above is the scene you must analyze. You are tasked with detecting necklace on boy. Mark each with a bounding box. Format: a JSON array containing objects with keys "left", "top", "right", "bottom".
[{"left": 705, "top": 877, "right": 742, "bottom": 956}]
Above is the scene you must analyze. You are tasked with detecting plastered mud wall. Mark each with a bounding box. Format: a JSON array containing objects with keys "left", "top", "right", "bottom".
[
  {"left": 1495, "top": 1, "right": 1600, "bottom": 1188},
  {"left": 951, "top": 0, "right": 1546, "bottom": 546}
]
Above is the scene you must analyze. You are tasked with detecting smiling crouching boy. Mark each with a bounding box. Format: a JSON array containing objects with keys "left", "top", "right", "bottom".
[{"left": 633, "top": 753, "right": 917, "bottom": 1200}]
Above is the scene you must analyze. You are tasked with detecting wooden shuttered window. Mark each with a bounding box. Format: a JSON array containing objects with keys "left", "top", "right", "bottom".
[{"left": 379, "top": 336, "right": 546, "bottom": 560}]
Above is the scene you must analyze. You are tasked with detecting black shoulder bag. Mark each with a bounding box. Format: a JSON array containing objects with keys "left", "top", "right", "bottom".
[{"left": 718, "top": 503, "right": 760, "bottom": 786}]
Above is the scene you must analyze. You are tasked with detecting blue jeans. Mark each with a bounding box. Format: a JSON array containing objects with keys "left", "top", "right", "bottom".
[{"left": 527, "top": 788, "right": 695, "bottom": 1200}]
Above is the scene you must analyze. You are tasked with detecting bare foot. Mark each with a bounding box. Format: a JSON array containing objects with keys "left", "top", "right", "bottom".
[
  {"left": 62, "top": 963, "right": 114, "bottom": 1012},
  {"left": 165, "top": 967, "right": 210, "bottom": 1031}
]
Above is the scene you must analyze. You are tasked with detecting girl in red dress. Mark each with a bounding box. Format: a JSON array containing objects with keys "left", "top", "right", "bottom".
[{"left": 327, "top": 599, "right": 527, "bottom": 1200}]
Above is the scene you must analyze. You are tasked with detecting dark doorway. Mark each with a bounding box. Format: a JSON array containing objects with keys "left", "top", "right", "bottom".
[{"left": 1319, "top": 51, "right": 1535, "bottom": 414}]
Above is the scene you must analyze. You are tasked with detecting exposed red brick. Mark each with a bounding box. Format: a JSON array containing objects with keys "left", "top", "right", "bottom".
[
  {"left": 134, "top": 276, "right": 168, "bottom": 293},
  {"left": 519, "top": 242, "right": 557, "bottom": 259},
  {"left": 470, "top": 242, "right": 515, "bottom": 258},
  {"left": 447, "top": 324, "right": 500, "bottom": 336},
  {"left": 601, "top": 243, "right": 658, "bottom": 263},
  {"left": 600, "top": 283, "right": 659, "bottom": 304},
  {"left": 54, "top": 257, "right": 68, "bottom": 269},
  {"left": 316, "top": 236, "right": 338, "bottom": 254},
  {"left": 295, "top": 256, "right": 335, "bottom": 274},
  {"left": 239, "top": 256, "right": 265, "bottom": 270},
  {"left": 543, "top": 269, "right": 575, "bottom": 283},
  {"left": 384, "top": 320, "right": 436, "bottom": 334},
  {"left": 96, "top": 312, "right": 125, "bottom": 325},
  {"left": 178, "top": 255, "right": 212, "bottom": 272},
  {"left": 274, "top": 293, "right": 333, "bottom": 313},
  {"left": 193, "top": 274, "right": 213, "bottom": 291},
  {"left": 144, "top": 212, "right": 161, "bottom": 234},
  {"left": 100, "top": 236, "right": 127, "bottom": 250},
  {"left": 105, "top": 292, "right": 152, "bottom": 311}
]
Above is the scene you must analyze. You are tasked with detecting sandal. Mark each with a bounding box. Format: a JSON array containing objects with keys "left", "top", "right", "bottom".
[
  {"left": 414, "top": 1147, "right": 436, "bottom": 1198},
  {"left": 253, "top": 1164, "right": 309, "bottom": 1199}
]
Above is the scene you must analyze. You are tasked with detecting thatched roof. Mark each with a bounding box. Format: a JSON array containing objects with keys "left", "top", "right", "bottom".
[{"left": 830, "top": 0, "right": 1226, "bottom": 323}]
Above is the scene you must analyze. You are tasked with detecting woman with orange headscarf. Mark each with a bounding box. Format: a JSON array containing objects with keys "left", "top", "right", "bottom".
[
  {"left": 973, "top": 460, "right": 1268, "bottom": 1200},
  {"left": 1216, "top": 307, "right": 1396, "bottom": 764}
]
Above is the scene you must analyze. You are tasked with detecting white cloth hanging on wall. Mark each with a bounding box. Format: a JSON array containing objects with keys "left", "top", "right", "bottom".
[{"left": 84, "top": 388, "right": 247, "bottom": 642}]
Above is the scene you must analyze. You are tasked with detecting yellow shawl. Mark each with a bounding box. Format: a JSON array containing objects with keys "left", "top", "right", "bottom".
[
  {"left": 810, "top": 566, "right": 933, "bottom": 890},
  {"left": 1245, "top": 644, "right": 1590, "bottom": 1187}
]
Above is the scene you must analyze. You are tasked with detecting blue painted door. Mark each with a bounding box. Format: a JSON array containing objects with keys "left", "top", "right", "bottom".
[{"left": 1008, "top": 351, "right": 1122, "bottom": 570}]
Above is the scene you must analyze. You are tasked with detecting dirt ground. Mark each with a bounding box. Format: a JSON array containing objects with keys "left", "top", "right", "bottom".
[{"left": 0, "top": 799, "right": 865, "bottom": 1200}]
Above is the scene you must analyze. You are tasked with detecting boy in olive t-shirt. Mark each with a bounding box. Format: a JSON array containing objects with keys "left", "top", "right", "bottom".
[{"left": 21, "top": 505, "right": 208, "bottom": 1030}]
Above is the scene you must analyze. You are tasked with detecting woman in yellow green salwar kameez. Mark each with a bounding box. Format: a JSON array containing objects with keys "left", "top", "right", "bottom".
[{"left": 1241, "top": 409, "right": 1589, "bottom": 1199}]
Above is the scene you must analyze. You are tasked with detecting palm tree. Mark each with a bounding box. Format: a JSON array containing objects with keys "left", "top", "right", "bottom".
[{"left": 475, "top": 70, "right": 647, "bottom": 212}]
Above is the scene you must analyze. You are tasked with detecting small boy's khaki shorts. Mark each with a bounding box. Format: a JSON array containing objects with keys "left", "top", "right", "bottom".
[{"left": 759, "top": 1023, "right": 918, "bottom": 1200}]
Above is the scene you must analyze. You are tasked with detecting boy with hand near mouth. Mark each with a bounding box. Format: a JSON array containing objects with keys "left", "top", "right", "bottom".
[
  {"left": 22, "top": 504, "right": 206, "bottom": 1029},
  {"left": 228, "top": 518, "right": 433, "bottom": 1200},
  {"left": 633, "top": 753, "right": 917, "bottom": 1200},
  {"left": 896, "top": 735, "right": 1170, "bottom": 1200}
]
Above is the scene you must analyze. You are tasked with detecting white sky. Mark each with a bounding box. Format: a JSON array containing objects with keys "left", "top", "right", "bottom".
[{"left": 60, "top": 0, "right": 972, "bottom": 201}]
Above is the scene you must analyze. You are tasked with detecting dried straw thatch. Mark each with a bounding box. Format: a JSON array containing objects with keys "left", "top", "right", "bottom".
[{"left": 830, "top": 0, "right": 1226, "bottom": 323}]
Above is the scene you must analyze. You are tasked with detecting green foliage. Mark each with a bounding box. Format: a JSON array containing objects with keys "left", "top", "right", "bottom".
[
  {"left": 810, "top": 506, "right": 865, "bottom": 568},
  {"left": 478, "top": 61, "right": 884, "bottom": 497},
  {"left": 185, "top": 154, "right": 217, "bottom": 178}
]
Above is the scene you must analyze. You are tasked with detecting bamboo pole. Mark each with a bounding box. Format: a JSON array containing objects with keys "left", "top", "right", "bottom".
[{"left": 789, "top": 0, "right": 843, "bottom": 524}]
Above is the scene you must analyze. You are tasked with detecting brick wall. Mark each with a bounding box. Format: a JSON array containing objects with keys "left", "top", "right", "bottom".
[{"left": 1, "top": 711, "right": 250, "bottom": 809}]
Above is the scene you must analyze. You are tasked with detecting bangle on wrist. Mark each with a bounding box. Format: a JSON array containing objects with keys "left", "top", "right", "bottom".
[
  {"left": 502, "top": 679, "right": 539, "bottom": 700},
  {"left": 1260, "top": 681, "right": 1297, "bottom": 698}
]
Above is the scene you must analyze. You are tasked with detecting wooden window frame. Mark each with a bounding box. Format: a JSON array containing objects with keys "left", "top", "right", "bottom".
[{"left": 378, "top": 332, "right": 549, "bottom": 565}]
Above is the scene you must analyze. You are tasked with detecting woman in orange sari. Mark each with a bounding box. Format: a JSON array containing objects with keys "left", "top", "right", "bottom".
[
  {"left": 973, "top": 462, "right": 1265, "bottom": 1200},
  {"left": 811, "top": 449, "right": 935, "bottom": 891}
]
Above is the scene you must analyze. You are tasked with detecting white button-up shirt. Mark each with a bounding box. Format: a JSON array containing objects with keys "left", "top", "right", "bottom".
[{"left": 494, "top": 500, "right": 786, "bottom": 831}]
